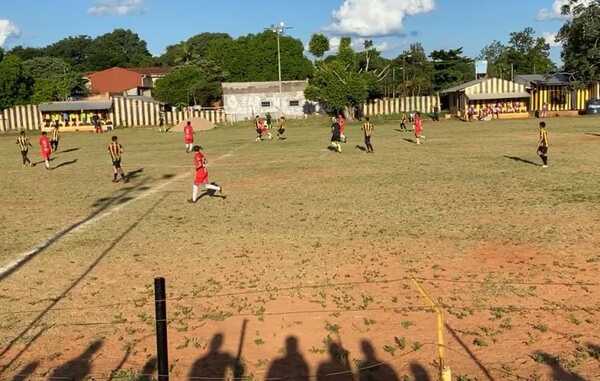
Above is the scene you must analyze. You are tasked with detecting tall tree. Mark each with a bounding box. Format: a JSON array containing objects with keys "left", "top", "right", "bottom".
[
  {"left": 0, "top": 47, "right": 4, "bottom": 63},
  {"left": 430, "top": 48, "right": 474, "bottom": 91},
  {"left": 505, "top": 28, "right": 555, "bottom": 75},
  {"left": 85, "top": 29, "right": 154, "bottom": 71},
  {"left": 45, "top": 36, "right": 94, "bottom": 71},
  {"left": 154, "top": 61, "right": 224, "bottom": 106},
  {"left": 478, "top": 41, "right": 511, "bottom": 79},
  {"left": 557, "top": 0, "right": 600, "bottom": 83},
  {"left": 308, "top": 33, "right": 330, "bottom": 59},
  {"left": 23, "top": 57, "right": 71, "bottom": 80},
  {"left": 204, "top": 31, "right": 313, "bottom": 82},
  {"left": 394, "top": 43, "right": 434, "bottom": 96},
  {"left": 160, "top": 33, "right": 232, "bottom": 66},
  {"left": 0, "top": 55, "right": 34, "bottom": 109},
  {"left": 7, "top": 46, "right": 45, "bottom": 61}
]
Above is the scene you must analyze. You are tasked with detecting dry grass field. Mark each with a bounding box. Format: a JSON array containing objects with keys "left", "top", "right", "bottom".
[{"left": 0, "top": 116, "right": 599, "bottom": 381}]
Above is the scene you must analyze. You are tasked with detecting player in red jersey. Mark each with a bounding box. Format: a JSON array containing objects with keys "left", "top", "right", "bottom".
[
  {"left": 39, "top": 131, "right": 52, "bottom": 169},
  {"left": 414, "top": 112, "right": 424, "bottom": 145},
  {"left": 338, "top": 113, "right": 347, "bottom": 143},
  {"left": 184, "top": 121, "right": 194, "bottom": 153},
  {"left": 189, "top": 145, "right": 224, "bottom": 203}
]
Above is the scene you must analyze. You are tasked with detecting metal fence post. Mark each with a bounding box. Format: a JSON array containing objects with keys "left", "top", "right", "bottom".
[{"left": 154, "top": 277, "right": 169, "bottom": 381}]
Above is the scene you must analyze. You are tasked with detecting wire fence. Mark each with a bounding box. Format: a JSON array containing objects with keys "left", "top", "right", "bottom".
[{"left": 2, "top": 275, "right": 599, "bottom": 381}]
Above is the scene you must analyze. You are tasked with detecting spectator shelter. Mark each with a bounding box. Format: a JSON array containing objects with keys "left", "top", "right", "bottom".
[
  {"left": 441, "top": 78, "right": 530, "bottom": 120},
  {"left": 39, "top": 100, "right": 113, "bottom": 131},
  {"left": 516, "top": 74, "right": 600, "bottom": 114}
]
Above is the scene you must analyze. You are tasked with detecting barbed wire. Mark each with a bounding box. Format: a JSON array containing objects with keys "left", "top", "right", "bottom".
[{"left": 2, "top": 275, "right": 597, "bottom": 317}]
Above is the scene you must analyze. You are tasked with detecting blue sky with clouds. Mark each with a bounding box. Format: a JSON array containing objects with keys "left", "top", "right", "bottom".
[{"left": 0, "top": 0, "right": 574, "bottom": 62}]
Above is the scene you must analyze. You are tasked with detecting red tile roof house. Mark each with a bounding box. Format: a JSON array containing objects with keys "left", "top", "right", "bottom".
[{"left": 84, "top": 67, "right": 171, "bottom": 99}]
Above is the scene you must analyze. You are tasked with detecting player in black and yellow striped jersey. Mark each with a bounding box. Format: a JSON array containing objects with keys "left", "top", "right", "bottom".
[
  {"left": 361, "top": 117, "right": 375, "bottom": 153},
  {"left": 108, "top": 136, "right": 128, "bottom": 183},
  {"left": 16, "top": 131, "right": 33, "bottom": 167},
  {"left": 50, "top": 123, "right": 60, "bottom": 152},
  {"left": 537, "top": 121, "right": 549, "bottom": 168},
  {"left": 276, "top": 116, "right": 287, "bottom": 140}
]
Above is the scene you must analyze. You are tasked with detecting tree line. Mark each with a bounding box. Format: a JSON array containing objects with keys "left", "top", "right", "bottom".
[{"left": 0, "top": 0, "right": 597, "bottom": 111}]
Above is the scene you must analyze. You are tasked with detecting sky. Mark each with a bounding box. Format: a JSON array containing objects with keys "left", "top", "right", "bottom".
[{"left": 0, "top": 0, "right": 581, "bottom": 63}]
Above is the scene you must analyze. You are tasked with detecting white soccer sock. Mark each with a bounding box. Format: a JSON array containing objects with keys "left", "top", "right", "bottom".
[
  {"left": 45, "top": 160, "right": 50, "bottom": 169},
  {"left": 205, "top": 183, "right": 221, "bottom": 192},
  {"left": 192, "top": 185, "right": 199, "bottom": 202}
]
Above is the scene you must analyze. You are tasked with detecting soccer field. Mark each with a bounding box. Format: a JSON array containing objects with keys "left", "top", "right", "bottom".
[{"left": 1, "top": 117, "right": 599, "bottom": 380}]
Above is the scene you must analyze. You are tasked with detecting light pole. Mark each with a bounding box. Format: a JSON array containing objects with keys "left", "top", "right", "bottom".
[{"left": 266, "top": 22, "right": 292, "bottom": 99}]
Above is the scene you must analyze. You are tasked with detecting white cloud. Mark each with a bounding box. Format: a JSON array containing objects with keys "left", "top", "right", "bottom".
[
  {"left": 326, "top": 0, "right": 435, "bottom": 37},
  {"left": 327, "top": 36, "right": 392, "bottom": 53},
  {"left": 543, "top": 32, "right": 561, "bottom": 47},
  {"left": 88, "top": 0, "right": 144, "bottom": 16},
  {"left": 0, "top": 19, "right": 19, "bottom": 47},
  {"left": 537, "top": 0, "right": 593, "bottom": 20}
]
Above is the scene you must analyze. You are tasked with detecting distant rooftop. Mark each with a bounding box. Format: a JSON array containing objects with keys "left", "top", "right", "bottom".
[
  {"left": 515, "top": 73, "right": 574, "bottom": 87},
  {"left": 39, "top": 100, "right": 113, "bottom": 112},
  {"left": 222, "top": 80, "right": 308, "bottom": 95}
]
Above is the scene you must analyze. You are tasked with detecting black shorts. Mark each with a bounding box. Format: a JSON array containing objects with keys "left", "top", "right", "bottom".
[
  {"left": 278, "top": 128, "right": 285, "bottom": 134},
  {"left": 538, "top": 146, "right": 548, "bottom": 155},
  {"left": 112, "top": 159, "right": 122, "bottom": 168},
  {"left": 331, "top": 135, "right": 341, "bottom": 143}
]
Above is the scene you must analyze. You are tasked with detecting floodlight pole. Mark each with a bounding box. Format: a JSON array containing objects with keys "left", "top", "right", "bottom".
[
  {"left": 277, "top": 30, "right": 282, "bottom": 95},
  {"left": 267, "top": 22, "right": 292, "bottom": 111}
]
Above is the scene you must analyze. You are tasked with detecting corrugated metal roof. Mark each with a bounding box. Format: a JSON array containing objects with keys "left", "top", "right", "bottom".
[
  {"left": 39, "top": 100, "right": 113, "bottom": 112},
  {"left": 515, "top": 74, "right": 572, "bottom": 86},
  {"left": 467, "top": 92, "right": 531, "bottom": 101},
  {"left": 440, "top": 79, "right": 486, "bottom": 94}
]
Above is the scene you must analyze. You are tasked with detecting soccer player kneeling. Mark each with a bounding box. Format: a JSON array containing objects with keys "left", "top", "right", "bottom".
[{"left": 189, "top": 145, "right": 224, "bottom": 203}]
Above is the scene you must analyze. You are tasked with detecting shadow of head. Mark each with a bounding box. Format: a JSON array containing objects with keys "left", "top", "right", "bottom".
[
  {"left": 162, "top": 174, "right": 176, "bottom": 179},
  {"left": 284, "top": 336, "right": 300, "bottom": 356},
  {"left": 360, "top": 340, "right": 376, "bottom": 361},
  {"left": 209, "top": 333, "right": 224, "bottom": 353},
  {"left": 409, "top": 362, "right": 431, "bottom": 381}
]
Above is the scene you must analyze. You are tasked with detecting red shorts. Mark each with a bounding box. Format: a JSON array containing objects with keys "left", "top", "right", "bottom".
[
  {"left": 41, "top": 150, "right": 51, "bottom": 160},
  {"left": 194, "top": 169, "right": 209, "bottom": 185},
  {"left": 414, "top": 127, "right": 422, "bottom": 137},
  {"left": 185, "top": 138, "right": 194, "bottom": 144}
]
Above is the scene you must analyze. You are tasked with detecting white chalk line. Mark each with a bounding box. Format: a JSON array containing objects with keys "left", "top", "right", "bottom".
[{"left": 0, "top": 144, "right": 247, "bottom": 279}]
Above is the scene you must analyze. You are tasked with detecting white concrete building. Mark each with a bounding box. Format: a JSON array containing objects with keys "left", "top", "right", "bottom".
[{"left": 222, "top": 80, "right": 317, "bottom": 121}]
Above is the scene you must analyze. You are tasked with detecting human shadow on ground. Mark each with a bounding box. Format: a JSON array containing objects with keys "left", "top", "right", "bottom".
[
  {"left": 355, "top": 145, "right": 367, "bottom": 152},
  {"left": 0, "top": 190, "right": 168, "bottom": 375},
  {"left": 504, "top": 155, "right": 540, "bottom": 167},
  {"left": 52, "top": 159, "right": 78, "bottom": 170},
  {"left": 584, "top": 133, "right": 600, "bottom": 137},
  {"left": 187, "top": 334, "right": 241, "bottom": 381},
  {"left": 32, "top": 157, "right": 55, "bottom": 166},
  {"left": 402, "top": 138, "right": 417, "bottom": 144},
  {"left": 409, "top": 362, "right": 432, "bottom": 381},
  {"left": 531, "top": 351, "right": 586, "bottom": 381},
  {"left": 10, "top": 360, "right": 39, "bottom": 381},
  {"left": 266, "top": 336, "right": 310, "bottom": 381},
  {"left": 126, "top": 168, "right": 144, "bottom": 180},
  {"left": 137, "top": 357, "right": 157, "bottom": 381},
  {"left": 358, "top": 340, "right": 400, "bottom": 381},
  {"left": 394, "top": 129, "right": 412, "bottom": 133},
  {"left": 316, "top": 342, "right": 354, "bottom": 381},
  {"left": 48, "top": 340, "right": 103, "bottom": 381},
  {"left": 55, "top": 148, "right": 80, "bottom": 155}
]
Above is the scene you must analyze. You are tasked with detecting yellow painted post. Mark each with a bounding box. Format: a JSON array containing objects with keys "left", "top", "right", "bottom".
[{"left": 411, "top": 278, "right": 451, "bottom": 381}]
